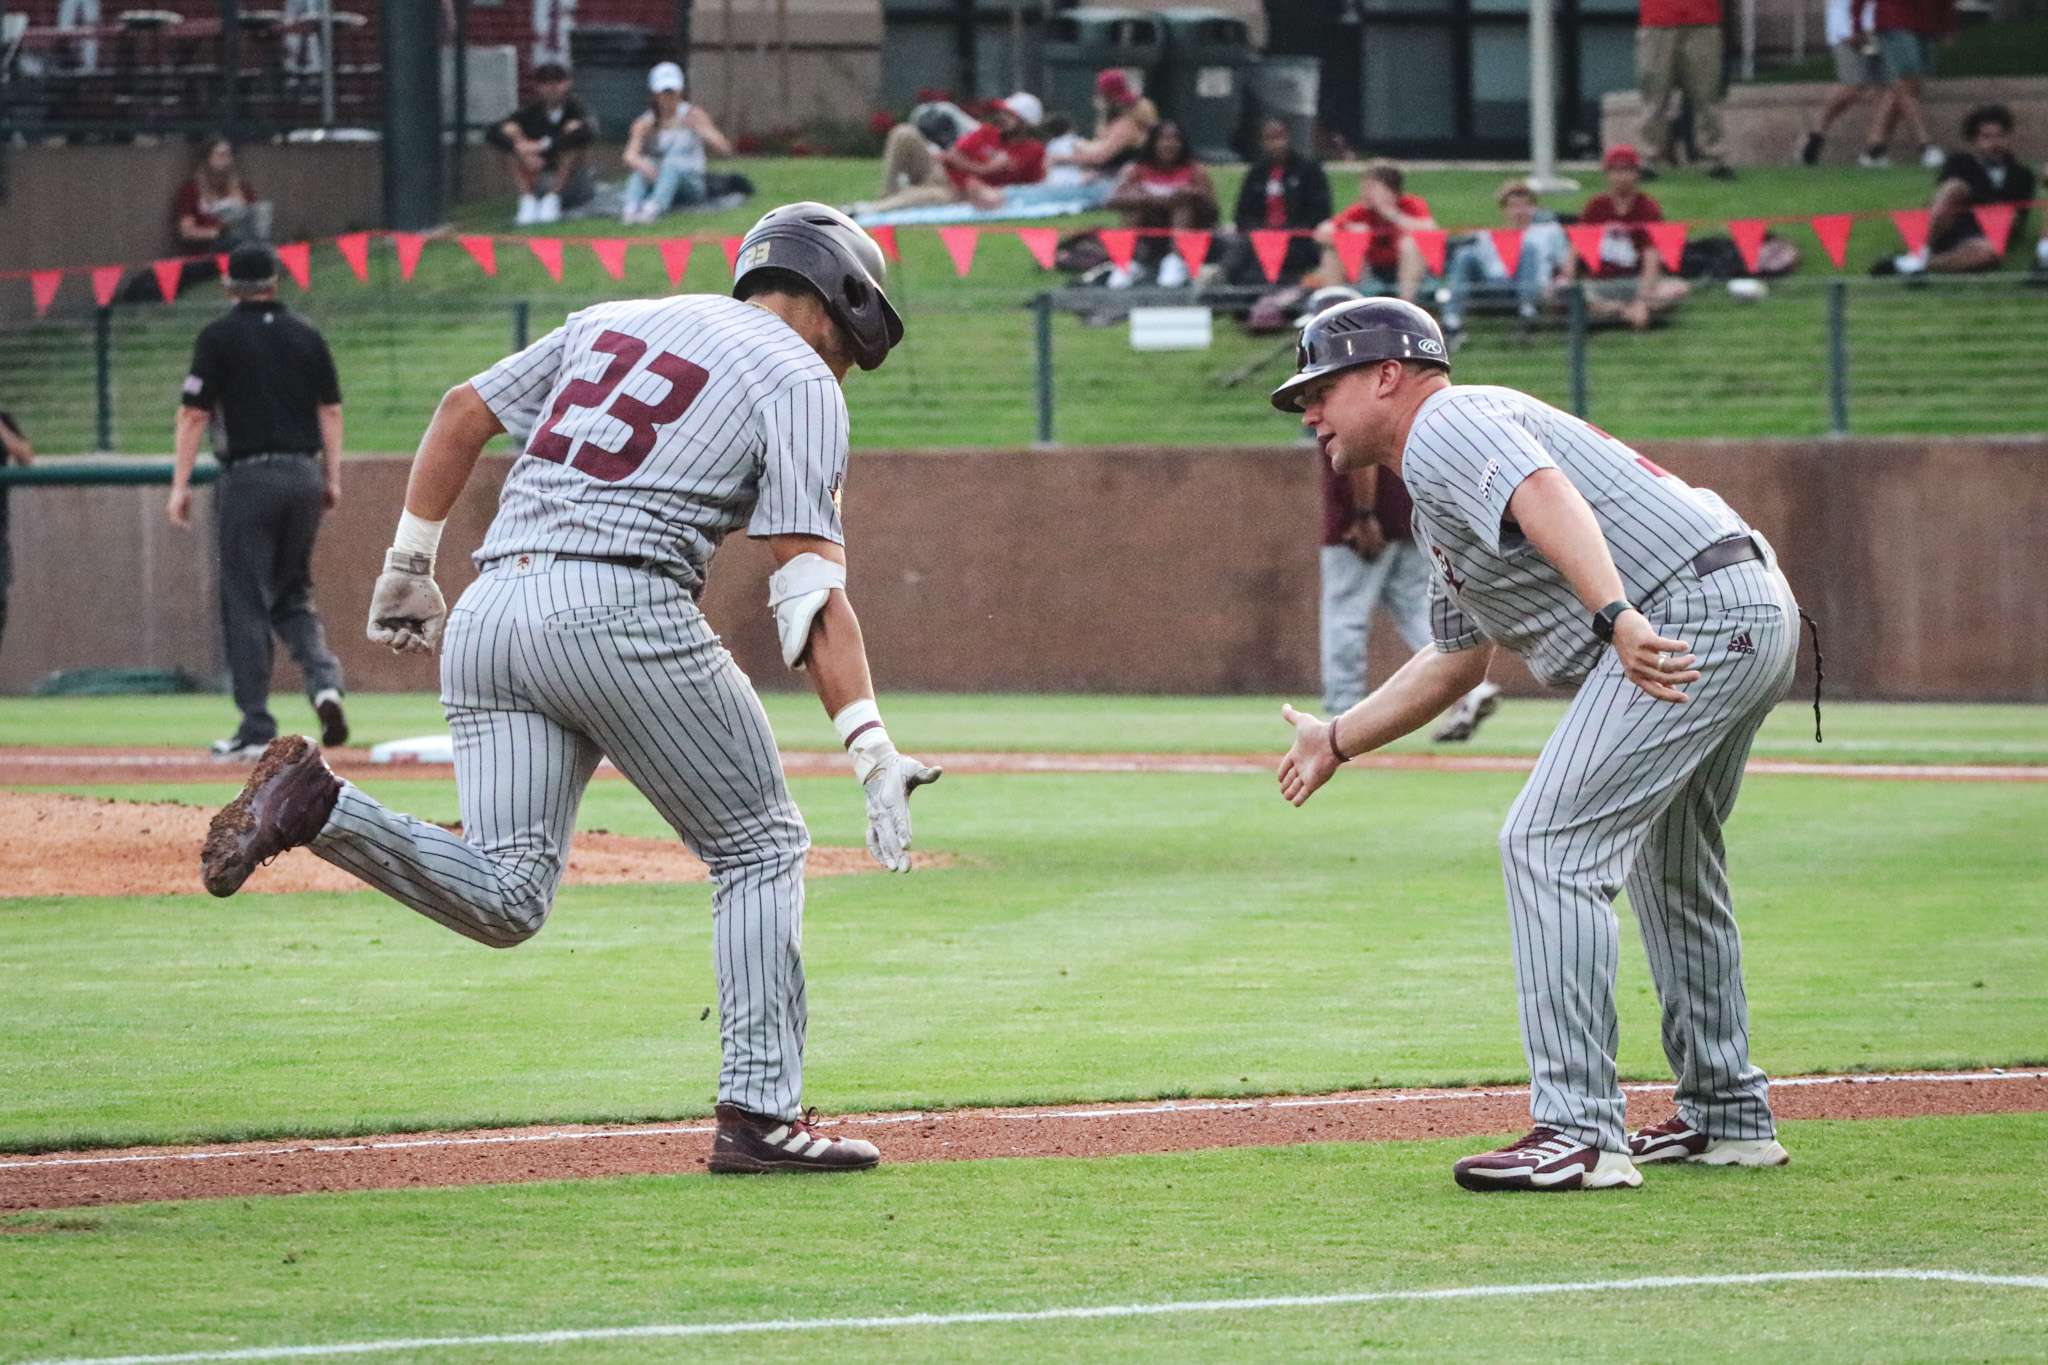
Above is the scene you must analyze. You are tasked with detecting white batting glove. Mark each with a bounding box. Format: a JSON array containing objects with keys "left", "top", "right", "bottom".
[
  {"left": 856, "top": 737, "right": 942, "bottom": 873},
  {"left": 367, "top": 549, "right": 448, "bottom": 655}
]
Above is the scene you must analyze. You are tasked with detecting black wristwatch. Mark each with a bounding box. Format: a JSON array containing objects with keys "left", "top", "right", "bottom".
[{"left": 1591, "top": 599, "right": 1634, "bottom": 644}]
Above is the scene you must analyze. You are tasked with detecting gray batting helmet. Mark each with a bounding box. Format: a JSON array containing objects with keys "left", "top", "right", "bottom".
[
  {"left": 1270, "top": 297, "right": 1449, "bottom": 412},
  {"left": 732, "top": 202, "right": 904, "bottom": 371}
]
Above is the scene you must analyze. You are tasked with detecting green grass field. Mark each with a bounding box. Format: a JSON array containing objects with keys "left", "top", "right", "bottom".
[{"left": 3, "top": 160, "right": 2043, "bottom": 453}]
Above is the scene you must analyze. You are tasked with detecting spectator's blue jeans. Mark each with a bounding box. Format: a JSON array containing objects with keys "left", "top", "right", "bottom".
[
  {"left": 624, "top": 157, "right": 709, "bottom": 217},
  {"left": 1442, "top": 240, "right": 1551, "bottom": 327}
]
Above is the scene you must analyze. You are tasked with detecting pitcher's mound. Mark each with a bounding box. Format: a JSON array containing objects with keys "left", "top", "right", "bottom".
[{"left": 0, "top": 791, "right": 943, "bottom": 898}]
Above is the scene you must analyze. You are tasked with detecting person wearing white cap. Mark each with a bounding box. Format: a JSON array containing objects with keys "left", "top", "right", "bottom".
[
  {"left": 621, "top": 61, "right": 735, "bottom": 224},
  {"left": 865, "top": 93, "right": 1047, "bottom": 214}
]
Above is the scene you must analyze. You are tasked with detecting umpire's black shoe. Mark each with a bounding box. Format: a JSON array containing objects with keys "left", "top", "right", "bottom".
[
  {"left": 707, "top": 1103, "right": 881, "bottom": 1174},
  {"left": 314, "top": 689, "right": 349, "bottom": 748},
  {"left": 200, "top": 736, "right": 342, "bottom": 897}
]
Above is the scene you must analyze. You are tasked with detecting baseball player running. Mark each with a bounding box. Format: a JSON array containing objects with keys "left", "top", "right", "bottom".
[
  {"left": 1271, "top": 299, "right": 1797, "bottom": 1193},
  {"left": 200, "top": 203, "right": 939, "bottom": 1174}
]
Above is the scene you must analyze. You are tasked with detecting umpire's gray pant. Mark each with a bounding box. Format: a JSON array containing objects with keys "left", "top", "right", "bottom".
[
  {"left": 310, "top": 554, "right": 812, "bottom": 1120},
  {"left": 1501, "top": 547, "right": 1798, "bottom": 1152}
]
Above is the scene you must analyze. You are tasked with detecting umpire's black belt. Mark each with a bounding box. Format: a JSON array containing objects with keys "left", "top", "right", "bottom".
[{"left": 1690, "top": 534, "right": 1763, "bottom": 578}]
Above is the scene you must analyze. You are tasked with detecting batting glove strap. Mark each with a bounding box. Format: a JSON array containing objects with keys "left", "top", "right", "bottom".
[{"left": 382, "top": 547, "right": 436, "bottom": 577}]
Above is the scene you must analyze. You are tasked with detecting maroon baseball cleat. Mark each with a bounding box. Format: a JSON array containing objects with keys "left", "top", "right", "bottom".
[
  {"left": 200, "top": 735, "right": 343, "bottom": 897},
  {"left": 1453, "top": 1128, "right": 1643, "bottom": 1192},
  {"left": 1628, "top": 1116, "right": 1790, "bottom": 1166},
  {"left": 706, "top": 1103, "right": 881, "bottom": 1174}
]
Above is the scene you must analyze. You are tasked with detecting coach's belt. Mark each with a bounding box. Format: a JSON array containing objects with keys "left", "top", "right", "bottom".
[{"left": 1689, "top": 535, "right": 1763, "bottom": 578}]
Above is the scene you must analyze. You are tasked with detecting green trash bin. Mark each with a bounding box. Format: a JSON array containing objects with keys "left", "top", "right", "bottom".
[
  {"left": 1155, "top": 9, "right": 1253, "bottom": 161},
  {"left": 1040, "top": 7, "right": 1166, "bottom": 133}
]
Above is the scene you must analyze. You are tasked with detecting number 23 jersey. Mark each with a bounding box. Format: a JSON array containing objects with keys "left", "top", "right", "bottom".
[{"left": 469, "top": 294, "right": 848, "bottom": 592}]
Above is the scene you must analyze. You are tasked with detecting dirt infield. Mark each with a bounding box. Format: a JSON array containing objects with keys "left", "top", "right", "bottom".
[
  {"left": 0, "top": 791, "right": 940, "bottom": 898},
  {"left": 5, "top": 746, "right": 2046, "bottom": 788},
  {"left": 2, "top": 1071, "right": 2040, "bottom": 1213}
]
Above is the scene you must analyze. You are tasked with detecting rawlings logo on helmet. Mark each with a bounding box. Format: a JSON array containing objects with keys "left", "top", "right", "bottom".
[{"left": 1418, "top": 337, "right": 1446, "bottom": 356}]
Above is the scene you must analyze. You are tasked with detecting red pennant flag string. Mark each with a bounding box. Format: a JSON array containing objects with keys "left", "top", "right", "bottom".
[
  {"left": 937, "top": 226, "right": 979, "bottom": 277},
  {"left": 1972, "top": 202, "right": 2016, "bottom": 255},
  {"left": 1567, "top": 225, "right": 1606, "bottom": 273},
  {"left": 91, "top": 266, "right": 124, "bottom": 307},
  {"left": 1249, "top": 230, "right": 1291, "bottom": 283},
  {"left": 1098, "top": 229, "right": 1138, "bottom": 270},
  {"left": 590, "top": 238, "right": 630, "bottom": 281},
  {"left": 460, "top": 236, "right": 498, "bottom": 277},
  {"left": 1016, "top": 228, "right": 1058, "bottom": 270},
  {"left": 527, "top": 237, "right": 565, "bottom": 282},
  {"left": 1410, "top": 228, "right": 1448, "bottom": 277},
  {"left": 1488, "top": 229, "right": 1524, "bottom": 275},
  {"left": 275, "top": 242, "right": 311, "bottom": 290},
  {"left": 1891, "top": 208, "right": 1930, "bottom": 256},
  {"left": 1725, "top": 219, "right": 1768, "bottom": 275},
  {"left": 1809, "top": 214, "right": 1853, "bottom": 269},
  {"left": 335, "top": 233, "right": 370, "bottom": 282},
  {"left": 1172, "top": 229, "right": 1212, "bottom": 279},
  {"left": 215, "top": 253, "right": 231, "bottom": 281},
  {"left": 657, "top": 239, "right": 693, "bottom": 286},
  {"left": 720, "top": 236, "right": 744, "bottom": 275},
  {"left": 151, "top": 258, "right": 185, "bottom": 303},
  {"left": 393, "top": 232, "right": 427, "bottom": 281},
  {"left": 30, "top": 270, "right": 62, "bottom": 317},
  {"left": 1645, "top": 223, "right": 1688, "bottom": 273},
  {"left": 869, "top": 225, "right": 899, "bottom": 263},
  {"left": 1330, "top": 228, "right": 1369, "bottom": 282}
]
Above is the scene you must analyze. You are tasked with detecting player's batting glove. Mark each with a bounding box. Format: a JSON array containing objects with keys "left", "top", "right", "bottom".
[
  {"left": 366, "top": 549, "right": 448, "bottom": 655},
  {"left": 851, "top": 733, "right": 942, "bottom": 873}
]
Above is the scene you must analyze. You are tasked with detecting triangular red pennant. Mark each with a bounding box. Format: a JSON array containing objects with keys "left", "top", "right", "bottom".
[
  {"left": 394, "top": 232, "right": 426, "bottom": 281},
  {"left": 152, "top": 258, "right": 185, "bottom": 303},
  {"left": 275, "top": 242, "right": 311, "bottom": 290},
  {"left": 1249, "top": 229, "right": 1291, "bottom": 283},
  {"left": 460, "top": 236, "right": 498, "bottom": 276},
  {"left": 590, "top": 238, "right": 629, "bottom": 281},
  {"left": 1809, "top": 214, "right": 1853, "bottom": 269},
  {"left": 1172, "top": 229, "right": 1211, "bottom": 278},
  {"left": 527, "top": 237, "right": 564, "bottom": 282},
  {"left": 1331, "top": 228, "right": 1369, "bottom": 282},
  {"left": 336, "top": 233, "right": 370, "bottom": 282},
  {"left": 1016, "top": 228, "right": 1057, "bottom": 270},
  {"left": 1098, "top": 229, "right": 1138, "bottom": 270},
  {"left": 1972, "top": 202, "right": 2016, "bottom": 255},
  {"left": 658, "top": 238, "right": 693, "bottom": 286},
  {"left": 216, "top": 253, "right": 231, "bottom": 280},
  {"left": 1645, "top": 221, "right": 1688, "bottom": 273},
  {"left": 937, "top": 226, "right": 979, "bottom": 276},
  {"left": 1726, "top": 219, "right": 1767, "bottom": 274},
  {"left": 91, "top": 266, "right": 124, "bottom": 307},
  {"left": 721, "top": 236, "right": 744, "bottom": 274},
  {"left": 870, "top": 225, "right": 899, "bottom": 263},
  {"left": 1488, "top": 229, "right": 1523, "bottom": 275},
  {"left": 1567, "top": 225, "right": 1606, "bottom": 273},
  {"left": 1891, "top": 208, "right": 1930, "bottom": 256},
  {"left": 31, "top": 270, "right": 62, "bottom": 317},
  {"left": 1410, "top": 228, "right": 1447, "bottom": 277}
]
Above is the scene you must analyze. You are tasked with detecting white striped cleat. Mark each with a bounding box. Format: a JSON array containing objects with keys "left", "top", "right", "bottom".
[
  {"left": 707, "top": 1103, "right": 881, "bottom": 1174},
  {"left": 1629, "top": 1116, "right": 1790, "bottom": 1167}
]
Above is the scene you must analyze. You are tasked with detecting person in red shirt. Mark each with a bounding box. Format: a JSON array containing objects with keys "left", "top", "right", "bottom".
[
  {"left": 940, "top": 94, "right": 1047, "bottom": 209},
  {"left": 1636, "top": 0, "right": 1733, "bottom": 177},
  {"left": 1574, "top": 145, "right": 1691, "bottom": 328},
  {"left": 1104, "top": 120, "right": 1219, "bottom": 286},
  {"left": 1861, "top": 0, "right": 1955, "bottom": 167},
  {"left": 1313, "top": 160, "right": 1436, "bottom": 302}
]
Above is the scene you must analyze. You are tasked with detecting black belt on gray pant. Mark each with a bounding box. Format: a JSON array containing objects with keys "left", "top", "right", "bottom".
[
  {"left": 1690, "top": 534, "right": 1763, "bottom": 577},
  {"left": 555, "top": 552, "right": 668, "bottom": 573}
]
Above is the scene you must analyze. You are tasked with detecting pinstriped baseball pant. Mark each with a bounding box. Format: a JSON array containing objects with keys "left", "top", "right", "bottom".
[
  {"left": 1499, "top": 550, "right": 1799, "bottom": 1152},
  {"left": 310, "top": 555, "right": 812, "bottom": 1120}
]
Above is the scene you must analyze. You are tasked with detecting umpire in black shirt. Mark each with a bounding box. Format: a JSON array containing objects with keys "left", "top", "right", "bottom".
[{"left": 168, "top": 242, "right": 349, "bottom": 760}]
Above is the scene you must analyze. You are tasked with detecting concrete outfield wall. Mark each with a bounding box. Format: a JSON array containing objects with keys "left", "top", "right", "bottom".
[{"left": 3, "top": 437, "right": 2044, "bottom": 702}]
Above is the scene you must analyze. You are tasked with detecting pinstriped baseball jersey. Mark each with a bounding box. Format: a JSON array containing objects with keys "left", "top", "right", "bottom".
[
  {"left": 1400, "top": 385, "right": 1746, "bottom": 687},
  {"left": 470, "top": 294, "right": 848, "bottom": 592}
]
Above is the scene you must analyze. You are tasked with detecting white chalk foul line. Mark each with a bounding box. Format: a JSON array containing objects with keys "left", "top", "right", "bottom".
[
  {"left": 12, "top": 1269, "right": 2047, "bottom": 1365},
  {"left": 4, "top": 1071, "right": 2042, "bottom": 1173}
]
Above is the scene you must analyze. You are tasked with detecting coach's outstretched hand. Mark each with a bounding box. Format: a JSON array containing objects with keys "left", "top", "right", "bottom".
[
  {"left": 1277, "top": 703, "right": 1342, "bottom": 808},
  {"left": 857, "top": 741, "right": 943, "bottom": 873},
  {"left": 366, "top": 552, "right": 448, "bottom": 654}
]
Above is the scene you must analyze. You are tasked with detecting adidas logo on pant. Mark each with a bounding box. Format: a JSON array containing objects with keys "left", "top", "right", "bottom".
[{"left": 1728, "top": 630, "right": 1756, "bottom": 657}]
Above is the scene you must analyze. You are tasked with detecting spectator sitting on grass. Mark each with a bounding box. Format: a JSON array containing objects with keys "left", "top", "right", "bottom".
[
  {"left": 1574, "top": 144, "right": 1690, "bottom": 329},
  {"left": 1216, "top": 116, "right": 1331, "bottom": 287},
  {"left": 1047, "top": 71, "right": 1159, "bottom": 177},
  {"left": 176, "top": 137, "right": 271, "bottom": 254},
  {"left": 1104, "top": 120, "right": 1218, "bottom": 288},
  {"left": 1439, "top": 178, "right": 1573, "bottom": 351},
  {"left": 489, "top": 63, "right": 595, "bottom": 224},
  {"left": 620, "top": 62, "right": 733, "bottom": 224},
  {"left": 867, "top": 93, "right": 1046, "bottom": 213},
  {"left": 1313, "top": 160, "right": 1435, "bottom": 302},
  {"left": 1874, "top": 104, "right": 2037, "bottom": 274}
]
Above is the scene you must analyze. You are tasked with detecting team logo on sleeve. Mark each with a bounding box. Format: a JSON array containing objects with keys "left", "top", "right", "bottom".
[
  {"left": 181, "top": 375, "right": 204, "bottom": 396},
  {"left": 1477, "top": 458, "right": 1498, "bottom": 500},
  {"left": 829, "top": 475, "right": 844, "bottom": 512}
]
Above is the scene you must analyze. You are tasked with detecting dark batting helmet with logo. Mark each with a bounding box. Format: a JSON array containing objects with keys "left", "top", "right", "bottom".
[
  {"left": 1270, "top": 297, "right": 1449, "bottom": 412},
  {"left": 731, "top": 202, "right": 905, "bottom": 371}
]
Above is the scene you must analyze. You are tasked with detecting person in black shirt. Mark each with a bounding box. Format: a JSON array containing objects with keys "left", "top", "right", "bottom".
[
  {"left": 167, "top": 243, "right": 348, "bottom": 760},
  {"left": 486, "top": 62, "right": 596, "bottom": 224},
  {"left": 0, "top": 411, "right": 32, "bottom": 659},
  {"left": 1873, "top": 104, "right": 2036, "bottom": 274},
  {"left": 1219, "top": 118, "right": 1332, "bottom": 286}
]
